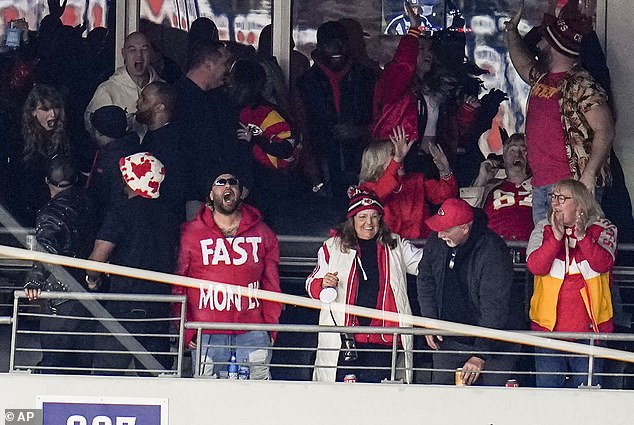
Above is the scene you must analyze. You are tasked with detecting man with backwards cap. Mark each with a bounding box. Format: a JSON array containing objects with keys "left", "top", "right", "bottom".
[
  {"left": 173, "top": 171, "right": 282, "bottom": 379},
  {"left": 86, "top": 152, "right": 180, "bottom": 374},
  {"left": 86, "top": 104, "right": 138, "bottom": 222},
  {"left": 505, "top": 0, "right": 614, "bottom": 224},
  {"left": 417, "top": 198, "right": 520, "bottom": 386}
]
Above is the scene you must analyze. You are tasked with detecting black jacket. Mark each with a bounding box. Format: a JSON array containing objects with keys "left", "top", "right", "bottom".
[
  {"left": 417, "top": 209, "right": 520, "bottom": 354},
  {"left": 88, "top": 131, "right": 138, "bottom": 221},
  {"left": 295, "top": 60, "right": 375, "bottom": 193},
  {"left": 141, "top": 122, "right": 187, "bottom": 220},
  {"left": 25, "top": 186, "right": 96, "bottom": 294},
  {"left": 173, "top": 77, "right": 252, "bottom": 201}
]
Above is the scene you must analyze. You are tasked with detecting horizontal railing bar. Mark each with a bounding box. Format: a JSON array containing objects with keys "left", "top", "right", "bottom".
[
  {"left": 15, "top": 330, "right": 177, "bottom": 338},
  {"left": 185, "top": 322, "right": 634, "bottom": 341},
  {"left": 15, "top": 347, "right": 176, "bottom": 356},
  {"left": 12, "top": 366, "right": 177, "bottom": 374},
  {"left": 0, "top": 228, "right": 34, "bottom": 235},
  {"left": 18, "top": 313, "right": 177, "bottom": 322},
  {"left": 13, "top": 291, "right": 186, "bottom": 303}
]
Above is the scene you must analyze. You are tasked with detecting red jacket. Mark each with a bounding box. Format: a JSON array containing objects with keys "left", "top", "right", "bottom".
[
  {"left": 359, "top": 160, "right": 457, "bottom": 239},
  {"left": 372, "top": 29, "right": 420, "bottom": 140},
  {"left": 526, "top": 220, "right": 616, "bottom": 333},
  {"left": 173, "top": 204, "right": 282, "bottom": 344},
  {"left": 372, "top": 29, "right": 476, "bottom": 149}
]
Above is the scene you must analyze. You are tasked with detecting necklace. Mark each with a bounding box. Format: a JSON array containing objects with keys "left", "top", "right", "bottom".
[
  {"left": 219, "top": 223, "right": 239, "bottom": 237},
  {"left": 213, "top": 210, "right": 241, "bottom": 237}
]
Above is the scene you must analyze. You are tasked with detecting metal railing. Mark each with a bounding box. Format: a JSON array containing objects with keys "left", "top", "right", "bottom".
[
  {"left": 3, "top": 292, "right": 634, "bottom": 387},
  {"left": 184, "top": 322, "right": 634, "bottom": 387},
  {"left": 2, "top": 241, "right": 634, "bottom": 388},
  {"left": 8, "top": 291, "right": 186, "bottom": 376}
]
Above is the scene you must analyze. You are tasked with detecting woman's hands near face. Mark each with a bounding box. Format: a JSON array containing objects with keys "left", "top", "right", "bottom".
[
  {"left": 550, "top": 210, "right": 565, "bottom": 241},
  {"left": 574, "top": 208, "right": 587, "bottom": 239}
]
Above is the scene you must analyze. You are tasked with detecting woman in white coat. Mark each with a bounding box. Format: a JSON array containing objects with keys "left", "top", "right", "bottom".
[{"left": 306, "top": 188, "right": 423, "bottom": 382}]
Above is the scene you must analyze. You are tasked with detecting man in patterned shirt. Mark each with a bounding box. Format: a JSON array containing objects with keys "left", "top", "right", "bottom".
[{"left": 505, "top": 0, "right": 614, "bottom": 224}]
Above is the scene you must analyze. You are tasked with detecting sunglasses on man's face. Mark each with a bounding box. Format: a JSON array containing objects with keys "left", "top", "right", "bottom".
[{"left": 213, "top": 177, "right": 239, "bottom": 186}]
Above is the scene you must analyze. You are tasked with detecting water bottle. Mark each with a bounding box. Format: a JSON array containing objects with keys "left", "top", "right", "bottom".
[
  {"left": 238, "top": 359, "right": 250, "bottom": 380},
  {"left": 228, "top": 352, "right": 239, "bottom": 379}
]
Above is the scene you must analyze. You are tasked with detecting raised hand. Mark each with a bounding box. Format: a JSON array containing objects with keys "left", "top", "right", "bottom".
[
  {"left": 429, "top": 142, "right": 451, "bottom": 176},
  {"left": 48, "top": 0, "right": 67, "bottom": 18},
  {"left": 389, "top": 126, "right": 413, "bottom": 163},
  {"left": 404, "top": 1, "right": 421, "bottom": 30},
  {"left": 504, "top": 0, "right": 524, "bottom": 32},
  {"left": 476, "top": 158, "right": 501, "bottom": 185},
  {"left": 478, "top": 88, "right": 508, "bottom": 122}
]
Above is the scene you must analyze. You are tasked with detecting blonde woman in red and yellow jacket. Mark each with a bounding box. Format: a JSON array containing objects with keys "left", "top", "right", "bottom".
[{"left": 526, "top": 178, "right": 617, "bottom": 387}]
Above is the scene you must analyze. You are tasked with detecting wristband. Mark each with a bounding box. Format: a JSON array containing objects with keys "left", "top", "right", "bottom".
[{"left": 440, "top": 170, "right": 453, "bottom": 180}]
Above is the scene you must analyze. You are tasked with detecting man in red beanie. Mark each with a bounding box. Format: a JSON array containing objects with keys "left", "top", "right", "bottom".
[
  {"left": 505, "top": 0, "right": 614, "bottom": 225},
  {"left": 417, "top": 198, "right": 521, "bottom": 385}
]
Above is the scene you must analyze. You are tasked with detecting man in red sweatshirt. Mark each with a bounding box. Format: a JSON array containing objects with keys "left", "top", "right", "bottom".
[{"left": 173, "top": 172, "right": 282, "bottom": 379}]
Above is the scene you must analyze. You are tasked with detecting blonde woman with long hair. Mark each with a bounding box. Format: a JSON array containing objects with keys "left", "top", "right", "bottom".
[{"left": 358, "top": 126, "right": 457, "bottom": 239}]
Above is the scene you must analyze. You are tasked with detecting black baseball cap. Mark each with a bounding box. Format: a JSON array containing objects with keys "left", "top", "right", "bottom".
[{"left": 90, "top": 105, "right": 127, "bottom": 139}]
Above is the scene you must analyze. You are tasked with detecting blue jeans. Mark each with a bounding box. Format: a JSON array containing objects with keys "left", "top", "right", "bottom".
[
  {"left": 532, "top": 184, "right": 553, "bottom": 225},
  {"left": 194, "top": 331, "right": 272, "bottom": 379},
  {"left": 534, "top": 345, "right": 604, "bottom": 388}
]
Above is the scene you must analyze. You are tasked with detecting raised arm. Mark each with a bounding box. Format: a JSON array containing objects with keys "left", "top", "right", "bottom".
[{"left": 505, "top": 0, "right": 536, "bottom": 84}]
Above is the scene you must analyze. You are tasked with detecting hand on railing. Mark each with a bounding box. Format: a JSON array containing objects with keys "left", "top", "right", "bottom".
[{"left": 425, "top": 334, "right": 443, "bottom": 350}]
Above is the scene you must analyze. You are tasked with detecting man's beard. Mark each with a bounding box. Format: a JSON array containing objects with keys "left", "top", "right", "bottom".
[
  {"left": 213, "top": 194, "right": 240, "bottom": 215},
  {"left": 536, "top": 47, "right": 553, "bottom": 74},
  {"left": 135, "top": 108, "right": 152, "bottom": 125}
]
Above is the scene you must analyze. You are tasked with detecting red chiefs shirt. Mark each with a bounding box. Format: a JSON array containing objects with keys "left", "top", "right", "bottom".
[
  {"left": 483, "top": 180, "right": 533, "bottom": 241},
  {"left": 525, "top": 72, "right": 571, "bottom": 187}
]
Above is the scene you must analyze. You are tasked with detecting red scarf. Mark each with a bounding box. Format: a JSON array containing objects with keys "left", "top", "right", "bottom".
[{"left": 316, "top": 61, "right": 351, "bottom": 114}]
